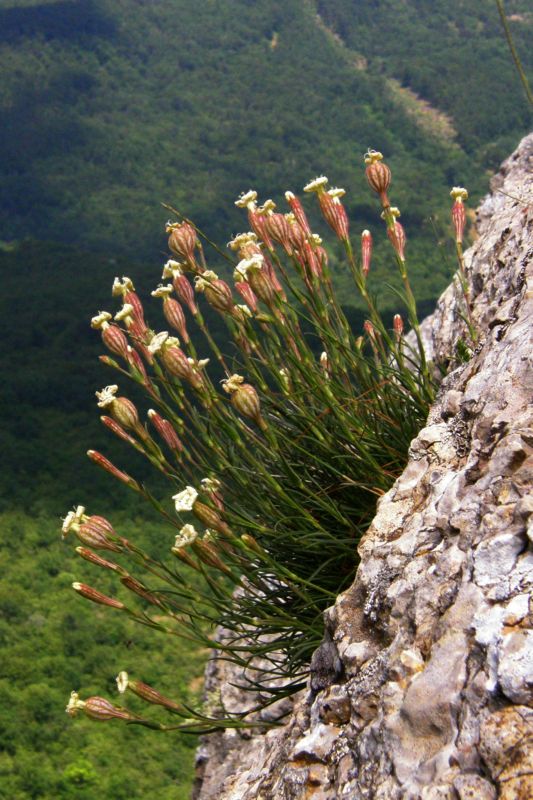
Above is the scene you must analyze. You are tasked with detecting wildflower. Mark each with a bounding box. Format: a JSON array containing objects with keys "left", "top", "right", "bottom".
[
  {"left": 87, "top": 450, "right": 140, "bottom": 490},
  {"left": 114, "top": 303, "right": 135, "bottom": 325},
  {"left": 235, "top": 281, "right": 259, "bottom": 312},
  {"left": 111, "top": 276, "right": 135, "bottom": 297},
  {"left": 162, "top": 296, "right": 189, "bottom": 342},
  {"left": 116, "top": 672, "right": 183, "bottom": 711},
  {"left": 162, "top": 259, "right": 184, "bottom": 279},
  {"left": 320, "top": 351, "right": 330, "bottom": 373},
  {"left": 75, "top": 547, "right": 123, "bottom": 572},
  {"left": 146, "top": 331, "right": 170, "bottom": 354},
  {"left": 303, "top": 176, "right": 329, "bottom": 193},
  {"left": 120, "top": 576, "right": 162, "bottom": 606},
  {"left": 148, "top": 409, "right": 183, "bottom": 452},
  {"left": 173, "top": 523, "right": 199, "bottom": 548},
  {"left": 285, "top": 191, "right": 312, "bottom": 235},
  {"left": 173, "top": 486, "right": 198, "bottom": 512},
  {"left": 227, "top": 232, "right": 258, "bottom": 251},
  {"left": 361, "top": 230, "right": 372, "bottom": 277},
  {"left": 91, "top": 311, "right": 112, "bottom": 329},
  {"left": 318, "top": 187, "right": 350, "bottom": 240},
  {"left": 72, "top": 582, "right": 125, "bottom": 609},
  {"left": 151, "top": 284, "right": 173, "bottom": 299},
  {"left": 67, "top": 691, "right": 136, "bottom": 721},
  {"left": 61, "top": 505, "right": 86, "bottom": 538},
  {"left": 195, "top": 272, "right": 235, "bottom": 314},
  {"left": 234, "top": 254, "right": 264, "bottom": 281},
  {"left": 223, "top": 375, "right": 265, "bottom": 429},
  {"left": 235, "top": 190, "right": 258, "bottom": 210},
  {"left": 66, "top": 691, "right": 85, "bottom": 716},
  {"left": 364, "top": 149, "right": 391, "bottom": 207},
  {"left": 95, "top": 385, "right": 119, "bottom": 409},
  {"left": 387, "top": 220, "right": 407, "bottom": 262},
  {"left": 201, "top": 477, "right": 221, "bottom": 493},
  {"left": 393, "top": 313, "right": 404, "bottom": 339},
  {"left": 450, "top": 187, "right": 468, "bottom": 243},
  {"left": 166, "top": 221, "right": 198, "bottom": 266},
  {"left": 116, "top": 671, "right": 129, "bottom": 693},
  {"left": 264, "top": 211, "right": 293, "bottom": 254}
]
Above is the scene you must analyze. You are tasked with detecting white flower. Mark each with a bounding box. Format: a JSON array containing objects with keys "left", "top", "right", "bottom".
[
  {"left": 162, "top": 259, "right": 184, "bottom": 279},
  {"left": 151, "top": 284, "right": 173, "bottom": 298},
  {"left": 173, "top": 523, "right": 199, "bottom": 548},
  {"left": 258, "top": 199, "right": 276, "bottom": 214},
  {"left": 303, "top": 176, "right": 328, "bottom": 193},
  {"left": 187, "top": 357, "right": 209, "bottom": 368},
  {"left": 234, "top": 254, "right": 264, "bottom": 280},
  {"left": 116, "top": 671, "right": 129, "bottom": 694},
  {"left": 91, "top": 311, "right": 112, "bottom": 330},
  {"left": 173, "top": 486, "right": 198, "bottom": 512},
  {"left": 194, "top": 270, "right": 218, "bottom": 292},
  {"left": 66, "top": 691, "right": 85, "bottom": 716},
  {"left": 364, "top": 149, "right": 383, "bottom": 165},
  {"left": 450, "top": 187, "right": 468, "bottom": 202},
  {"left": 61, "top": 505, "right": 85, "bottom": 537},
  {"left": 279, "top": 368, "right": 290, "bottom": 389},
  {"left": 112, "top": 276, "right": 135, "bottom": 297},
  {"left": 147, "top": 331, "right": 170, "bottom": 354},
  {"left": 222, "top": 374, "right": 244, "bottom": 394},
  {"left": 114, "top": 303, "right": 135, "bottom": 323},
  {"left": 95, "top": 384, "right": 118, "bottom": 409},
  {"left": 201, "top": 477, "right": 221, "bottom": 493},
  {"left": 285, "top": 191, "right": 295, "bottom": 201},
  {"left": 328, "top": 187, "right": 346, "bottom": 200},
  {"left": 310, "top": 234, "right": 323, "bottom": 246},
  {"left": 235, "top": 189, "right": 258, "bottom": 209},
  {"left": 227, "top": 232, "right": 257, "bottom": 251},
  {"left": 234, "top": 304, "right": 253, "bottom": 319},
  {"left": 320, "top": 351, "right": 329, "bottom": 367}
]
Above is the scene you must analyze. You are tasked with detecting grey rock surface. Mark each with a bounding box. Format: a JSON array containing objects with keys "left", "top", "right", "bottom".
[{"left": 194, "top": 134, "right": 533, "bottom": 800}]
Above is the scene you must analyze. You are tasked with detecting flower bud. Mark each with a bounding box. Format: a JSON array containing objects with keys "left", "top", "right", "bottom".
[
  {"left": 75, "top": 547, "right": 123, "bottom": 572},
  {"left": 285, "top": 214, "right": 307, "bottom": 250},
  {"left": 285, "top": 191, "right": 312, "bottom": 235},
  {"left": 168, "top": 271, "right": 196, "bottom": 314},
  {"left": 393, "top": 313, "right": 404, "bottom": 340},
  {"left": 121, "top": 576, "right": 162, "bottom": 606},
  {"left": 450, "top": 188, "right": 468, "bottom": 244},
  {"left": 387, "top": 221, "right": 406, "bottom": 262},
  {"left": 72, "top": 582, "right": 125, "bottom": 609},
  {"left": 235, "top": 281, "right": 258, "bottom": 312},
  {"left": 87, "top": 450, "right": 140, "bottom": 490},
  {"left": 163, "top": 297, "right": 189, "bottom": 342},
  {"left": 319, "top": 189, "right": 349, "bottom": 240},
  {"left": 166, "top": 221, "right": 198, "bottom": 266},
  {"left": 264, "top": 212, "right": 293, "bottom": 254},
  {"left": 147, "top": 409, "right": 183, "bottom": 452},
  {"left": 116, "top": 672, "right": 183, "bottom": 712},
  {"left": 101, "top": 415, "right": 138, "bottom": 447},
  {"left": 192, "top": 500, "right": 230, "bottom": 536},
  {"left": 192, "top": 540, "right": 231, "bottom": 573},
  {"left": 361, "top": 230, "right": 372, "bottom": 277},
  {"left": 126, "top": 346, "right": 149, "bottom": 382},
  {"left": 101, "top": 324, "right": 129, "bottom": 358},
  {"left": 248, "top": 207, "right": 273, "bottom": 250},
  {"left": 76, "top": 517, "right": 124, "bottom": 552},
  {"left": 364, "top": 150, "right": 391, "bottom": 207}
]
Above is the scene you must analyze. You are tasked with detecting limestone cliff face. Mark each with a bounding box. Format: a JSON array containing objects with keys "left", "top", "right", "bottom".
[{"left": 194, "top": 135, "right": 533, "bottom": 800}]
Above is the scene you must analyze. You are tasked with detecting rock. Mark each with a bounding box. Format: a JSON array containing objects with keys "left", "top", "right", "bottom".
[{"left": 194, "top": 134, "right": 533, "bottom": 799}]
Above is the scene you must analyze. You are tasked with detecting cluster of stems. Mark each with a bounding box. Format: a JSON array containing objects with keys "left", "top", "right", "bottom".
[{"left": 62, "top": 151, "right": 470, "bottom": 731}]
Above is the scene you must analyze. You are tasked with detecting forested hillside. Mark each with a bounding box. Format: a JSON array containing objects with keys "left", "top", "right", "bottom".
[{"left": 2, "top": 0, "right": 530, "bottom": 258}]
